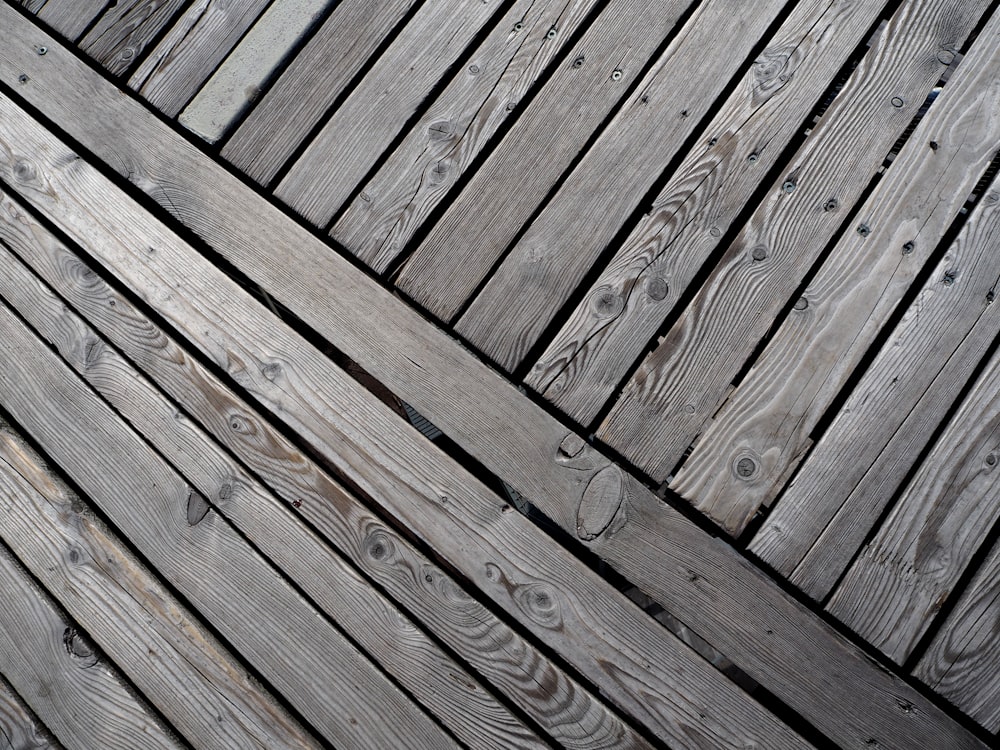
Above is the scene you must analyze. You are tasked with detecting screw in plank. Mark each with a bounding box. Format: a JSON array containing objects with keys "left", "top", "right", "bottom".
[
  {"left": 35, "top": 45, "right": 47, "bottom": 55},
  {"left": 708, "top": 137, "right": 718, "bottom": 146},
  {"left": 942, "top": 270, "right": 956, "bottom": 286},
  {"left": 512, "top": 22, "right": 523, "bottom": 32},
  {"left": 572, "top": 55, "right": 585, "bottom": 68},
  {"left": 611, "top": 69, "right": 623, "bottom": 81},
  {"left": 857, "top": 223, "right": 871, "bottom": 237},
  {"left": 747, "top": 152, "right": 759, "bottom": 163},
  {"left": 546, "top": 27, "right": 557, "bottom": 39},
  {"left": 929, "top": 140, "right": 939, "bottom": 151},
  {"left": 986, "top": 453, "right": 997, "bottom": 467},
  {"left": 823, "top": 198, "right": 838, "bottom": 212},
  {"left": 902, "top": 241, "right": 915, "bottom": 255},
  {"left": 782, "top": 180, "right": 796, "bottom": 194},
  {"left": 17, "top": 74, "right": 28, "bottom": 84},
  {"left": 469, "top": 64, "right": 480, "bottom": 74},
  {"left": 891, "top": 96, "right": 904, "bottom": 107}
]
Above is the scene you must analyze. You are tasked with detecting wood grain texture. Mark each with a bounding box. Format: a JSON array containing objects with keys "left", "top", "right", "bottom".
[
  {"left": 826, "top": 345, "right": 1000, "bottom": 663},
  {"left": 673, "top": 3, "right": 1000, "bottom": 532},
  {"left": 330, "top": 0, "right": 601, "bottom": 273},
  {"left": 0, "top": 304, "right": 453, "bottom": 747},
  {"left": 128, "top": 0, "right": 271, "bottom": 117},
  {"left": 18, "top": 0, "right": 48, "bottom": 14},
  {"left": 0, "top": 424, "right": 325, "bottom": 750},
  {"left": 527, "top": 0, "right": 888, "bottom": 423},
  {"left": 0, "top": 197, "right": 647, "bottom": 750},
  {"left": 915, "top": 534, "right": 1000, "bottom": 732},
  {"left": 274, "top": 0, "right": 505, "bottom": 226},
  {"left": 395, "top": 0, "right": 698, "bottom": 320},
  {"left": 0, "top": 672, "right": 62, "bottom": 749},
  {"left": 751, "top": 181, "right": 1000, "bottom": 597},
  {"left": 599, "top": 0, "right": 986, "bottom": 481},
  {"left": 0, "top": 16, "right": 986, "bottom": 747},
  {"left": 35, "top": 0, "right": 107, "bottom": 39},
  {"left": 0, "top": 242, "right": 545, "bottom": 750},
  {"left": 221, "top": 0, "right": 419, "bottom": 185},
  {"left": 0, "top": 91, "right": 805, "bottom": 750},
  {"left": 80, "top": 0, "right": 190, "bottom": 77}
]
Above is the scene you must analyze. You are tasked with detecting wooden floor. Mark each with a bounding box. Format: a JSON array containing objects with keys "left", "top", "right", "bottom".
[{"left": 1, "top": 0, "right": 998, "bottom": 747}]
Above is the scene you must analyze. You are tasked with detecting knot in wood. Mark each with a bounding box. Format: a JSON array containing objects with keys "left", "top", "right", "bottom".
[
  {"left": 645, "top": 275, "right": 668, "bottom": 301},
  {"left": 186, "top": 490, "right": 211, "bottom": 526},
  {"left": 750, "top": 245, "right": 767, "bottom": 262},
  {"left": 63, "top": 627, "right": 96, "bottom": 663},
  {"left": 753, "top": 48, "right": 790, "bottom": 100},
  {"left": 261, "top": 361, "right": 282, "bottom": 381},
  {"left": 515, "top": 581, "right": 561, "bottom": 628},
  {"left": 793, "top": 297, "right": 808, "bottom": 311},
  {"left": 558, "top": 433, "right": 586, "bottom": 459},
  {"left": 577, "top": 464, "right": 625, "bottom": 541},
  {"left": 364, "top": 529, "right": 396, "bottom": 563},
  {"left": 733, "top": 454, "right": 759, "bottom": 480},
  {"left": 590, "top": 286, "right": 624, "bottom": 319},
  {"left": 13, "top": 159, "right": 36, "bottom": 184},
  {"left": 427, "top": 121, "right": 453, "bottom": 141}
]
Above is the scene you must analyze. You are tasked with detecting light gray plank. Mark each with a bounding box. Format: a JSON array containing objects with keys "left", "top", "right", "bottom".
[
  {"left": 36, "top": 0, "right": 107, "bottom": 39},
  {"left": 128, "top": 0, "right": 272, "bottom": 117},
  {"left": 0, "top": 196, "right": 646, "bottom": 749},
  {"left": 0, "top": 674, "right": 61, "bottom": 750},
  {"left": 395, "top": 0, "right": 698, "bottom": 319},
  {"left": 19, "top": 0, "right": 48, "bottom": 14},
  {"left": 79, "top": 0, "right": 190, "bottom": 77},
  {"left": 330, "top": 0, "right": 601, "bottom": 272},
  {"left": 0, "top": 15, "right": 986, "bottom": 747},
  {"left": 222, "top": 0, "right": 419, "bottom": 185},
  {"left": 599, "top": 0, "right": 992, "bottom": 482}
]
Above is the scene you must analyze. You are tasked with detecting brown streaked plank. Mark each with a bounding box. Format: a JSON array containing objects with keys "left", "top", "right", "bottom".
[
  {"left": 330, "top": 0, "right": 602, "bottom": 273},
  {"left": 0, "top": 674, "right": 61, "bottom": 750},
  {"left": 79, "top": 0, "right": 190, "bottom": 77},
  {"left": 35, "top": 0, "right": 107, "bottom": 39}
]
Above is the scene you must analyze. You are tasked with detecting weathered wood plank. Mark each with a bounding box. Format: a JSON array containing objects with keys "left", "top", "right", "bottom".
[
  {"left": 18, "top": 0, "right": 48, "bottom": 14},
  {"left": 915, "top": 534, "right": 1000, "bottom": 732},
  {"left": 0, "top": 425, "right": 322, "bottom": 749},
  {"left": 179, "top": 0, "right": 332, "bottom": 143},
  {"left": 274, "top": 0, "right": 507, "bottom": 226},
  {"left": 599, "top": 0, "right": 989, "bottom": 481},
  {"left": 128, "top": 0, "right": 272, "bottom": 117},
  {"left": 825, "top": 345, "right": 1000, "bottom": 663},
  {"left": 0, "top": 544, "right": 178, "bottom": 750},
  {"left": 79, "top": 0, "right": 190, "bottom": 77},
  {"left": 395, "top": 0, "right": 698, "bottom": 319},
  {"left": 672, "top": 6, "right": 1000, "bottom": 532},
  {"left": 221, "top": 0, "right": 419, "bottom": 185},
  {"left": 527, "top": 0, "right": 890, "bottom": 422},
  {"left": 35, "top": 0, "right": 107, "bottom": 40},
  {"left": 0, "top": 306, "right": 455, "bottom": 748},
  {"left": 0, "top": 91, "right": 806, "bottom": 750},
  {"left": 0, "top": 674, "right": 61, "bottom": 749},
  {"left": 751, "top": 183, "right": 1000, "bottom": 596},
  {"left": 0, "top": 240, "right": 546, "bottom": 750},
  {"left": 0, "top": 194, "right": 647, "bottom": 749},
  {"left": 1, "top": 16, "right": 986, "bottom": 747},
  {"left": 330, "top": 0, "right": 601, "bottom": 272}
]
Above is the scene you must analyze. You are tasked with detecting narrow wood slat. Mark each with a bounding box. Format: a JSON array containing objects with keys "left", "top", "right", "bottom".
[
  {"left": 395, "top": 0, "right": 699, "bottom": 320},
  {"left": 0, "top": 92, "right": 806, "bottom": 750},
  {"left": 1, "top": 16, "right": 986, "bottom": 747},
  {"left": 19, "top": 0, "right": 48, "bottom": 14},
  {"left": 221, "top": 0, "right": 420, "bottom": 185},
  {"left": 527, "top": 0, "right": 889, "bottom": 423},
  {"left": 825, "top": 345, "right": 1000, "bottom": 663},
  {"left": 0, "top": 302, "right": 454, "bottom": 748},
  {"left": 274, "top": 0, "right": 506, "bottom": 226},
  {"left": 915, "top": 532, "right": 1000, "bottom": 732},
  {"left": 79, "top": 0, "right": 190, "bottom": 77},
  {"left": 0, "top": 434, "right": 322, "bottom": 749},
  {"left": 0, "top": 675, "right": 60, "bottom": 750},
  {"left": 0, "top": 544, "right": 179, "bottom": 750},
  {"left": 599, "top": 0, "right": 989, "bottom": 481},
  {"left": 751, "top": 183, "right": 1000, "bottom": 596},
  {"left": 330, "top": 0, "right": 601, "bottom": 273},
  {"left": 0, "top": 239, "right": 546, "bottom": 750},
  {"left": 35, "top": 0, "right": 107, "bottom": 39},
  {"left": 671, "top": 4, "right": 1000, "bottom": 532},
  {"left": 0, "top": 195, "right": 648, "bottom": 749},
  {"left": 128, "top": 0, "right": 271, "bottom": 117}
]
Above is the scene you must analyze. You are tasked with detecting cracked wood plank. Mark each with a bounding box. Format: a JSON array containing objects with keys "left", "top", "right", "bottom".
[
  {"left": 80, "top": 0, "right": 190, "bottom": 77},
  {"left": 0, "top": 673, "right": 61, "bottom": 750}
]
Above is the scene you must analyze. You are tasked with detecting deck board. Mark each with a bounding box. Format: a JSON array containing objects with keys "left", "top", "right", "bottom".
[
  {"left": 80, "top": 0, "right": 192, "bottom": 77},
  {"left": 0, "top": 675, "right": 60, "bottom": 750}
]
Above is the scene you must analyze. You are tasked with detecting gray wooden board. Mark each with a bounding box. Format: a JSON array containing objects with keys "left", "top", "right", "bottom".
[
  {"left": 0, "top": 542, "right": 179, "bottom": 750},
  {"left": 221, "top": 0, "right": 419, "bottom": 185},
  {"left": 0, "top": 195, "right": 648, "bottom": 749},
  {"left": 19, "top": 0, "right": 47, "bottom": 15},
  {"left": 80, "top": 0, "right": 190, "bottom": 77},
  {"left": 598, "top": 0, "right": 990, "bottom": 481},
  {"left": 751, "top": 186, "right": 1000, "bottom": 598},
  {"left": 330, "top": 0, "right": 601, "bottom": 273},
  {"left": 671, "top": 2, "right": 1000, "bottom": 533},
  {"left": 454, "top": 0, "right": 820, "bottom": 371},
  {"left": 35, "top": 0, "right": 107, "bottom": 40},
  {"left": 128, "top": 0, "right": 272, "bottom": 117},
  {"left": 0, "top": 91, "right": 807, "bottom": 750},
  {"left": 0, "top": 238, "right": 545, "bottom": 750},
  {"left": 274, "top": 0, "right": 509, "bottom": 226},
  {"left": 527, "top": 0, "right": 890, "bottom": 423},
  {"left": 0, "top": 14, "right": 987, "bottom": 747},
  {"left": 0, "top": 674, "right": 60, "bottom": 750},
  {"left": 915, "top": 531, "right": 1000, "bottom": 732},
  {"left": 826, "top": 345, "right": 1000, "bottom": 663},
  {"left": 395, "top": 0, "right": 699, "bottom": 320}
]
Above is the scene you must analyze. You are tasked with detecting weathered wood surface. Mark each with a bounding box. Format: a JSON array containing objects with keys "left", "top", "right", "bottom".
[
  {"left": 222, "top": 0, "right": 420, "bottom": 185},
  {"left": 0, "top": 198, "right": 647, "bottom": 749},
  {"left": 0, "top": 238, "right": 546, "bottom": 750},
  {"left": 599, "top": 0, "right": 987, "bottom": 482},
  {"left": 395, "top": 0, "right": 698, "bottom": 320},
  {"left": 129, "top": 0, "right": 272, "bottom": 117},
  {"left": 0, "top": 90, "right": 806, "bottom": 750},
  {"left": 17, "top": 0, "right": 46, "bottom": 15},
  {"left": 0, "top": 13, "right": 987, "bottom": 748},
  {"left": 672, "top": 4, "right": 1000, "bottom": 533},
  {"left": 751, "top": 180, "right": 1000, "bottom": 598},
  {"left": 527, "top": 0, "right": 888, "bottom": 423},
  {"left": 330, "top": 0, "right": 601, "bottom": 272},
  {"left": 274, "top": 0, "right": 509, "bottom": 226},
  {"left": 0, "top": 675, "right": 60, "bottom": 750},
  {"left": 179, "top": 0, "right": 332, "bottom": 143},
  {"left": 0, "top": 422, "right": 324, "bottom": 749},
  {"left": 34, "top": 0, "right": 106, "bottom": 39},
  {"left": 80, "top": 0, "right": 190, "bottom": 77}
]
